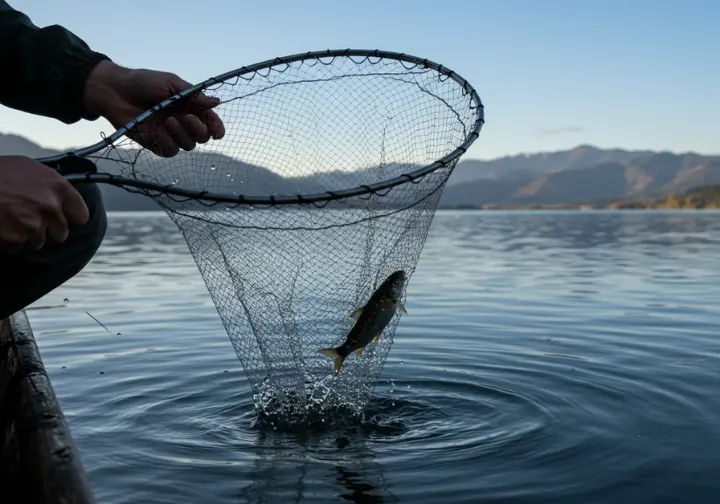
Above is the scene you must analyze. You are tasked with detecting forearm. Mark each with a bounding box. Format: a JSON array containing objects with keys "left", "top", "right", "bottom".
[{"left": 0, "top": 1, "right": 111, "bottom": 124}]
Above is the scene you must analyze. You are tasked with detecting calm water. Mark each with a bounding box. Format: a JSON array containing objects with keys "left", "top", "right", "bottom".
[{"left": 27, "top": 210, "right": 720, "bottom": 504}]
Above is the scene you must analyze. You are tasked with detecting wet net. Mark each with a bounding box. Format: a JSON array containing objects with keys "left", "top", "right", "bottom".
[{"left": 80, "top": 50, "right": 484, "bottom": 424}]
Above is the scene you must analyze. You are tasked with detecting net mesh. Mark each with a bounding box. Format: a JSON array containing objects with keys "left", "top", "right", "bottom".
[{"left": 91, "top": 52, "right": 482, "bottom": 425}]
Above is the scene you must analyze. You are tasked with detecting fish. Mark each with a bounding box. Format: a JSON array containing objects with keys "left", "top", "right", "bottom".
[{"left": 319, "top": 270, "right": 408, "bottom": 376}]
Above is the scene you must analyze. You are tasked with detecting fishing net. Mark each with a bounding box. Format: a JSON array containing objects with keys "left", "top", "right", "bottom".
[{"left": 87, "top": 50, "right": 484, "bottom": 424}]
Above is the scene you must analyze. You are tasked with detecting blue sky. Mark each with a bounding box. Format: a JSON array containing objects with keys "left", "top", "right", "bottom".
[{"left": 2, "top": 0, "right": 718, "bottom": 161}]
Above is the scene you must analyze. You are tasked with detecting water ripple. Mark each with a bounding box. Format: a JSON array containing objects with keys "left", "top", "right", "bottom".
[{"left": 25, "top": 210, "right": 720, "bottom": 503}]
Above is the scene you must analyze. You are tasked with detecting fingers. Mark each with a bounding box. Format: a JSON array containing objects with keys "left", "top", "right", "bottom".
[
  {"left": 127, "top": 72, "right": 227, "bottom": 156},
  {"left": 171, "top": 109, "right": 225, "bottom": 144},
  {"left": 168, "top": 94, "right": 225, "bottom": 143},
  {"left": 148, "top": 132, "right": 180, "bottom": 158},
  {"left": 12, "top": 207, "right": 66, "bottom": 254},
  {"left": 45, "top": 210, "right": 70, "bottom": 244},
  {"left": 185, "top": 93, "right": 221, "bottom": 113},
  {"left": 168, "top": 89, "right": 226, "bottom": 141},
  {"left": 0, "top": 157, "right": 91, "bottom": 255},
  {"left": 186, "top": 94, "right": 225, "bottom": 139},
  {"left": 130, "top": 120, "right": 179, "bottom": 158},
  {"left": 165, "top": 74, "right": 222, "bottom": 117},
  {"left": 165, "top": 116, "right": 199, "bottom": 152},
  {"left": 148, "top": 112, "right": 222, "bottom": 157},
  {"left": 180, "top": 114, "right": 211, "bottom": 144},
  {"left": 24, "top": 224, "right": 46, "bottom": 252},
  {"left": 24, "top": 191, "right": 72, "bottom": 252},
  {"left": 199, "top": 108, "right": 226, "bottom": 140},
  {"left": 57, "top": 181, "right": 90, "bottom": 228}
]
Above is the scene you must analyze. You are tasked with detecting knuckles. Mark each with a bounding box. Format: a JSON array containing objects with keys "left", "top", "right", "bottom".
[
  {"left": 20, "top": 214, "right": 45, "bottom": 235},
  {"left": 35, "top": 195, "right": 63, "bottom": 216}
]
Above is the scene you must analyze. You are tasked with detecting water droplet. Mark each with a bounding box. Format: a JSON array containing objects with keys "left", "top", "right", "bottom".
[
  {"left": 406, "top": 384, "right": 411, "bottom": 388},
  {"left": 392, "top": 402, "right": 395, "bottom": 406},
  {"left": 116, "top": 332, "right": 122, "bottom": 336},
  {"left": 226, "top": 173, "right": 231, "bottom": 177},
  {"left": 210, "top": 164, "right": 217, "bottom": 171},
  {"left": 171, "top": 178, "right": 180, "bottom": 185},
  {"left": 400, "top": 360, "right": 404, "bottom": 364},
  {"left": 63, "top": 298, "right": 69, "bottom": 303},
  {"left": 230, "top": 177, "right": 235, "bottom": 182}
]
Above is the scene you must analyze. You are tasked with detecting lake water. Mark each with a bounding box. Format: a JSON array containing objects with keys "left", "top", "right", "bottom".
[{"left": 26, "top": 210, "right": 720, "bottom": 504}]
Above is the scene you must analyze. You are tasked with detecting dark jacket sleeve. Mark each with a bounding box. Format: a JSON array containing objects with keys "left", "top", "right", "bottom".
[{"left": 0, "top": 1, "right": 112, "bottom": 124}]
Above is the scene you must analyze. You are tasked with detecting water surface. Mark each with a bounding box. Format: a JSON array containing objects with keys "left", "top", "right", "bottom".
[{"left": 28, "top": 210, "right": 720, "bottom": 503}]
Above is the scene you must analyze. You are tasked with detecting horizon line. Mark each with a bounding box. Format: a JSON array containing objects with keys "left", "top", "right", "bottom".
[{"left": 1, "top": 130, "right": 719, "bottom": 163}]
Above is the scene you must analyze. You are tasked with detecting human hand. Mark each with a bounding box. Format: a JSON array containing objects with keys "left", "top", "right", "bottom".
[
  {"left": 83, "top": 61, "right": 226, "bottom": 157},
  {"left": 0, "top": 156, "right": 89, "bottom": 254}
]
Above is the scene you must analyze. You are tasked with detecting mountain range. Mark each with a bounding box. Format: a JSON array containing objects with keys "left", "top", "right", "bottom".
[{"left": 2, "top": 132, "right": 719, "bottom": 210}]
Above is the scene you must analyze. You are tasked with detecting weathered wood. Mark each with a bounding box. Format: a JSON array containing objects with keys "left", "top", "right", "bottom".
[{"left": 0, "top": 310, "right": 96, "bottom": 504}]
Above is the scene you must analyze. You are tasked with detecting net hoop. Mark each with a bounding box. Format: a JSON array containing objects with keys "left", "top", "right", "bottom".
[{"left": 43, "top": 49, "right": 485, "bottom": 207}]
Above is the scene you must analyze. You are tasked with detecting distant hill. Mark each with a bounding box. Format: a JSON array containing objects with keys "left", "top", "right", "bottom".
[
  {"left": 609, "top": 184, "right": 720, "bottom": 209},
  {"left": 440, "top": 148, "right": 720, "bottom": 208},
  {"left": 446, "top": 144, "right": 657, "bottom": 184},
  {"left": 2, "top": 133, "right": 719, "bottom": 210}
]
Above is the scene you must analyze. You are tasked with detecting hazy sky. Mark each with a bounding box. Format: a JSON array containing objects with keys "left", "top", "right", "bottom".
[{"left": 2, "top": 0, "right": 718, "bottom": 161}]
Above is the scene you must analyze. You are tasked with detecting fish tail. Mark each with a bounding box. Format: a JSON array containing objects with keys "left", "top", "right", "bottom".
[{"left": 318, "top": 347, "right": 347, "bottom": 376}]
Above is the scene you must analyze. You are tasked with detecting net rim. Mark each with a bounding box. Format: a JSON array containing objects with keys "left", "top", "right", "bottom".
[{"left": 48, "top": 49, "right": 485, "bottom": 207}]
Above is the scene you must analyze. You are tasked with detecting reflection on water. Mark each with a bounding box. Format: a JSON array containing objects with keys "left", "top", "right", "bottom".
[
  {"left": 242, "top": 422, "right": 399, "bottom": 504},
  {"left": 26, "top": 210, "right": 720, "bottom": 504}
]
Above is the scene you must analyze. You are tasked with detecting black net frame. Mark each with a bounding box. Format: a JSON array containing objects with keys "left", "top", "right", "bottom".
[{"left": 42, "top": 49, "right": 484, "bottom": 208}]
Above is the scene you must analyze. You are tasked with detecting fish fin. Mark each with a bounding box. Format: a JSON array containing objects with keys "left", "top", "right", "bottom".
[
  {"left": 355, "top": 346, "right": 365, "bottom": 356},
  {"left": 319, "top": 347, "right": 347, "bottom": 376},
  {"left": 374, "top": 331, "right": 382, "bottom": 343},
  {"left": 349, "top": 307, "right": 364, "bottom": 320},
  {"left": 397, "top": 301, "right": 407, "bottom": 315}
]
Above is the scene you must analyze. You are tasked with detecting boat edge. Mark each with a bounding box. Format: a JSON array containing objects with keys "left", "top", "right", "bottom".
[{"left": 0, "top": 310, "right": 96, "bottom": 504}]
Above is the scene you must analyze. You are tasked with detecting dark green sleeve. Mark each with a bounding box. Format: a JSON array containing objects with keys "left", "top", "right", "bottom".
[{"left": 0, "top": 1, "right": 112, "bottom": 124}]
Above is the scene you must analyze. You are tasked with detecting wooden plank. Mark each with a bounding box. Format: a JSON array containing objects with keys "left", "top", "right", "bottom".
[{"left": 0, "top": 310, "right": 96, "bottom": 504}]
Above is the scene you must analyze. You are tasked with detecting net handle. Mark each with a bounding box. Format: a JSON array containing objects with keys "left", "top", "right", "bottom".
[{"left": 38, "top": 49, "right": 485, "bottom": 207}]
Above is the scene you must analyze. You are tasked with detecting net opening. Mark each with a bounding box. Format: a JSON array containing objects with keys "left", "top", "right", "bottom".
[{"left": 71, "top": 49, "right": 485, "bottom": 424}]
